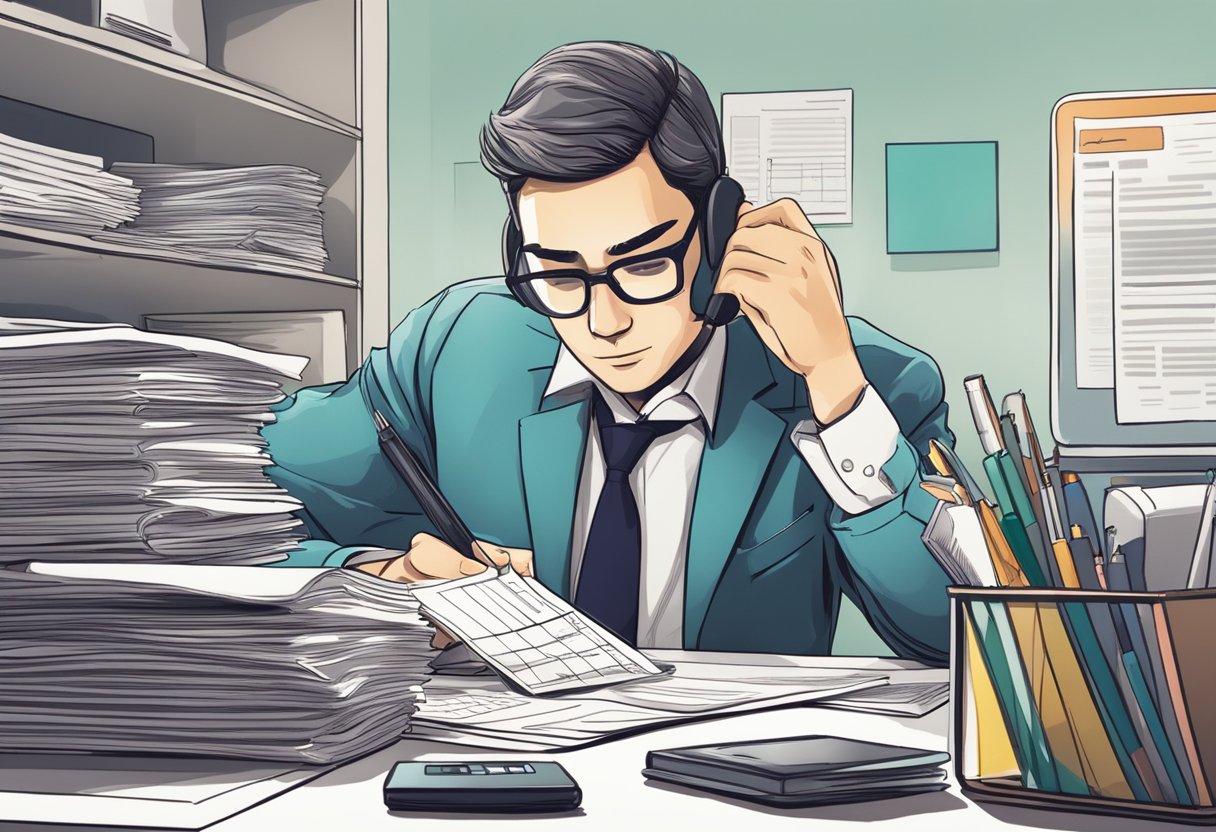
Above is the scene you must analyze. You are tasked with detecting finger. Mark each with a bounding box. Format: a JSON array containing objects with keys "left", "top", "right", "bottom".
[
  {"left": 714, "top": 252, "right": 787, "bottom": 296},
  {"left": 513, "top": 551, "right": 534, "bottom": 577},
  {"left": 736, "top": 199, "right": 753, "bottom": 219},
  {"left": 736, "top": 198, "right": 816, "bottom": 236},
  {"left": 377, "top": 554, "right": 431, "bottom": 583},
  {"left": 431, "top": 627, "right": 458, "bottom": 650},
  {"left": 410, "top": 532, "right": 441, "bottom": 549},
  {"left": 458, "top": 556, "right": 489, "bottom": 576},
  {"left": 409, "top": 537, "right": 481, "bottom": 579},
  {"left": 724, "top": 224, "right": 795, "bottom": 264}
]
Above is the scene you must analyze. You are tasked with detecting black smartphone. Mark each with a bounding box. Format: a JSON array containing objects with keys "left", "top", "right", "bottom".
[{"left": 383, "top": 761, "right": 581, "bottom": 813}]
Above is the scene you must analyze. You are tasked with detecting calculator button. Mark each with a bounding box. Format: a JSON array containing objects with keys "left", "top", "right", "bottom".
[
  {"left": 425, "top": 764, "right": 470, "bottom": 776},
  {"left": 484, "top": 765, "right": 506, "bottom": 774},
  {"left": 507, "top": 765, "right": 528, "bottom": 773}
]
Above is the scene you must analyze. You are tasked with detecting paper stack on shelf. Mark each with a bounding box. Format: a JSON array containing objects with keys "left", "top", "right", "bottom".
[
  {"left": 0, "top": 562, "right": 434, "bottom": 764},
  {"left": 0, "top": 317, "right": 308, "bottom": 565},
  {"left": 95, "top": 162, "right": 328, "bottom": 272},
  {"left": 100, "top": 0, "right": 205, "bottom": 59},
  {"left": 143, "top": 310, "right": 348, "bottom": 391},
  {"left": 0, "top": 131, "right": 139, "bottom": 234}
]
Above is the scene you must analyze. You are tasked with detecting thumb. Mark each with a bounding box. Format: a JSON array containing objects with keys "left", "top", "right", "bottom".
[{"left": 737, "top": 200, "right": 754, "bottom": 219}]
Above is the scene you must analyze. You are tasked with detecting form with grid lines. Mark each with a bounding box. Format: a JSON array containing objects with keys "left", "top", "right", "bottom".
[{"left": 411, "top": 569, "right": 665, "bottom": 695}]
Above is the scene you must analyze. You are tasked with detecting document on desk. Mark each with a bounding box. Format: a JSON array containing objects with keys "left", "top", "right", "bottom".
[
  {"left": 1073, "top": 112, "right": 1216, "bottom": 420},
  {"left": 0, "top": 753, "right": 330, "bottom": 830},
  {"left": 410, "top": 569, "right": 665, "bottom": 696},
  {"left": 410, "top": 652, "right": 888, "bottom": 751}
]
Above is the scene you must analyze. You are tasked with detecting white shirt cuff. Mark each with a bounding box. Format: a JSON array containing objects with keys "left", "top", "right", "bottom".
[{"left": 791, "top": 385, "right": 904, "bottom": 515}]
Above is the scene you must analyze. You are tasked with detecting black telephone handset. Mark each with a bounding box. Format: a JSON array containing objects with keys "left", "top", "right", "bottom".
[{"left": 693, "top": 176, "right": 746, "bottom": 327}]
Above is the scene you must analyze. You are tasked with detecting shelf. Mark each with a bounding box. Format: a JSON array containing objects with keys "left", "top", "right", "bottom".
[
  {"left": 0, "top": 221, "right": 357, "bottom": 287},
  {"left": 0, "top": 2, "right": 360, "bottom": 140}
]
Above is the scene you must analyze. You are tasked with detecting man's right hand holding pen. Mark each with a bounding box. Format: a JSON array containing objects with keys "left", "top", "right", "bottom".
[
  {"left": 351, "top": 536, "right": 534, "bottom": 649},
  {"left": 352, "top": 534, "right": 534, "bottom": 583}
]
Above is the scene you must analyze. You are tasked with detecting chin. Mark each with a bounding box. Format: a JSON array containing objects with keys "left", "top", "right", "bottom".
[{"left": 594, "top": 355, "right": 666, "bottom": 395}]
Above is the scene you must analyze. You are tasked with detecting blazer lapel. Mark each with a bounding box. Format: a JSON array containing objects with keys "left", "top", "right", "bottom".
[
  {"left": 519, "top": 397, "right": 589, "bottom": 599},
  {"left": 684, "top": 321, "right": 789, "bottom": 649}
]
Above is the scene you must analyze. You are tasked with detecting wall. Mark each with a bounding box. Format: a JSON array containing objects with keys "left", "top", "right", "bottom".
[{"left": 387, "top": 0, "right": 1216, "bottom": 653}]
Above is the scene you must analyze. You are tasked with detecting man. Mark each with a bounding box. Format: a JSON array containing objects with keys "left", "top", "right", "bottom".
[{"left": 262, "top": 41, "right": 954, "bottom": 664}]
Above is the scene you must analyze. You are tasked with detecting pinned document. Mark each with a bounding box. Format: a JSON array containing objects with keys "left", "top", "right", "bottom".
[
  {"left": 1073, "top": 112, "right": 1216, "bottom": 419},
  {"left": 722, "top": 89, "right": 852, "bottom": 224}
]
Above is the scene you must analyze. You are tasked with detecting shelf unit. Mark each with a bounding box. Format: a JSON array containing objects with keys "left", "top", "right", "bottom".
[{"left": 0, "top": 0, "right": 388, "bottom": 373}]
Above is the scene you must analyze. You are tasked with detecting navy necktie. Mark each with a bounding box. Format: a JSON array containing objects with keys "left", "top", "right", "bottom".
[{"left": 574, "top": 392, "right": 687, "bottom": 645}]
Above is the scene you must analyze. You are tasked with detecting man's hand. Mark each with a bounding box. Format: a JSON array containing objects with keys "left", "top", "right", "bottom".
[
  {"left": 353, "top": 533, "right": 534, "bottom": 583},
  {"left": 716, "top": 198, "right": 866, "bottom": 425},
  {"left": 352, "top": 534, "right": 534, "bottom": 649}
]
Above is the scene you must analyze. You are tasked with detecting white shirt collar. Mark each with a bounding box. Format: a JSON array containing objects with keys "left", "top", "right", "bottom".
[{"left": 542, "top": 326, "right": 727, "bottom": 430}]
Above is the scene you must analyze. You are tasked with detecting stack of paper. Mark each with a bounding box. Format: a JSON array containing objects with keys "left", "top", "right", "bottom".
[
  {"left": 0, "top": 318, "right": 308, "bottom": 565},
  {"left": 101, "top": 0, "right": 206, "bottom": 58},
  {"left": 0, "top": 562, "right": 434, "bottom": 764},
  {"left": 0, "top": 132, "right": 140, "bottom": 234},
  {"left": 95, "top": 162, "right": 328, "bottom": 272}
]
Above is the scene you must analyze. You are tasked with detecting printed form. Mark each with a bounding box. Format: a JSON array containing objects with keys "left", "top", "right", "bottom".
[
  {"left": 410, "top": 569, "right": 664, "bottom": 696},
  {"left": 1073, "top": 113, "right": 1216, "bottom": 422},
  {"left": 722, "top": 89, "right": 853, "bottom": 224}
]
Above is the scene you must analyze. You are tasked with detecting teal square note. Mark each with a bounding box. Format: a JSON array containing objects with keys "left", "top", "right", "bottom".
[{"left": 886, "top": 141, "right": 998, "bottom": 254}]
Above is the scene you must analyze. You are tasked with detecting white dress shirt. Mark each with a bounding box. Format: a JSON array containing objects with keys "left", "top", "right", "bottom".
[{"left": 542, "top": 326, "right": 906, "bottom": 648}]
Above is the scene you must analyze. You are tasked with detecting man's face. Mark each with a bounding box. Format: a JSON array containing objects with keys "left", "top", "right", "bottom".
[{"left": 516, "top": 145, "right": 704, "bottom": 396}]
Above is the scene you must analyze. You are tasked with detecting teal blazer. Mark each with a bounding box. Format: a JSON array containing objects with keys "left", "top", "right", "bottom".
[{"left": 261, "top": 279, "right": 955, "bottom": 664}]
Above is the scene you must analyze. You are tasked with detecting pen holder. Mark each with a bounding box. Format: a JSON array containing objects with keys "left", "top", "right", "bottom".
[{"left": 949, "top": 586, "right": 1216, "bottom": 823}]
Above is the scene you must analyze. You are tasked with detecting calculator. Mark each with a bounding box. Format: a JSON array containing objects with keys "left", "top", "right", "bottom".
[{"left": 383, "top": 761, "right": 582, "bottom": 813}]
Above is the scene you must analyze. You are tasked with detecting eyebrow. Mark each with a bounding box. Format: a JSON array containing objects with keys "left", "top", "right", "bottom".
[
  {"left": 520, "top": 219, "right": 679, "bottom": 264},
  {"left": 607, "top": 219, "right": 678, "bottom": 256}
]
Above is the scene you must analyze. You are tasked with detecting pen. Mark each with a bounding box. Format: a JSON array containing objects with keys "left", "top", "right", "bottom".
[
  {"left": 372, "top": 409, "right": 503, "bottom": 574},
  {"left": 964, "top": 376, "right": 1047, "bottom": 586},
  {"left": 927, "top": 438, "right": 985, "bottom": 504}
]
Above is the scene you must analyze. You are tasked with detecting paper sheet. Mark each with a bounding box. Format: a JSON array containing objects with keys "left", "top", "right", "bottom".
[
  {"left": 411, "top": 569, "right": 664, "bottom": 696},
  {"left": 0, "top": 753, "right": 330, "bottom": 829},
  {"left": 722, "top": 89, "right": 853, "bottom": 224},
  {"left": 1073, "top": 113, "right": 1216, "bottom": 424},
  {"left": 410, "top": 657, "right": 887, "bottom": 751},
  {"left": 816, "top": 681, "right": 950, "bottom": 717}
]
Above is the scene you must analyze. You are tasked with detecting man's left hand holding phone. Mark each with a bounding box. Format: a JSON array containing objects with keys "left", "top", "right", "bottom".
[{"left": 350, "top": 535, "right": 534, "bottom": 649}]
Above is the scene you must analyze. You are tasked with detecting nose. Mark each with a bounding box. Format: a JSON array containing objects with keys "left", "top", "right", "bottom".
[{"left": 587, "top": 282, "right": 632, "bottom": 341}]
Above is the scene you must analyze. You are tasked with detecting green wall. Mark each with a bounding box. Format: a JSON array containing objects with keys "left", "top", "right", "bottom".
[{"left": 388, "top": 0, "right": 1216, "bottom": 654}]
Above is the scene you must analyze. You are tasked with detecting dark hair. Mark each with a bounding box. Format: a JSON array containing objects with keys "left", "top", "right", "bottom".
[{"left": 480, "top": 41, "right": 723, "bottom": 210}]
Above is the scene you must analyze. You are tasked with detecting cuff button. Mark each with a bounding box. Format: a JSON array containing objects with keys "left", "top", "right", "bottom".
[
  {"left": 840, "top": 459, "right": 854, "bottom": 472},
  {"left": 863, "top": 464, "right": 875, "bottom": 477}
]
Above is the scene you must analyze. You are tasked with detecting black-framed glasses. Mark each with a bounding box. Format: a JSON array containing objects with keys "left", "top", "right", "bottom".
[{"left": 506, "top": 217, "right": 698, "bottom": 318}]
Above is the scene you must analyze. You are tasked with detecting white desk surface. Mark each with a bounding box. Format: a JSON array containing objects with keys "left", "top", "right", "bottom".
[
  {"left": 0, "top": 653, "right": 1192, "bottom": 832},
  {"left": 205, "top": 702, "right": 1183, "bottom": 832}
]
